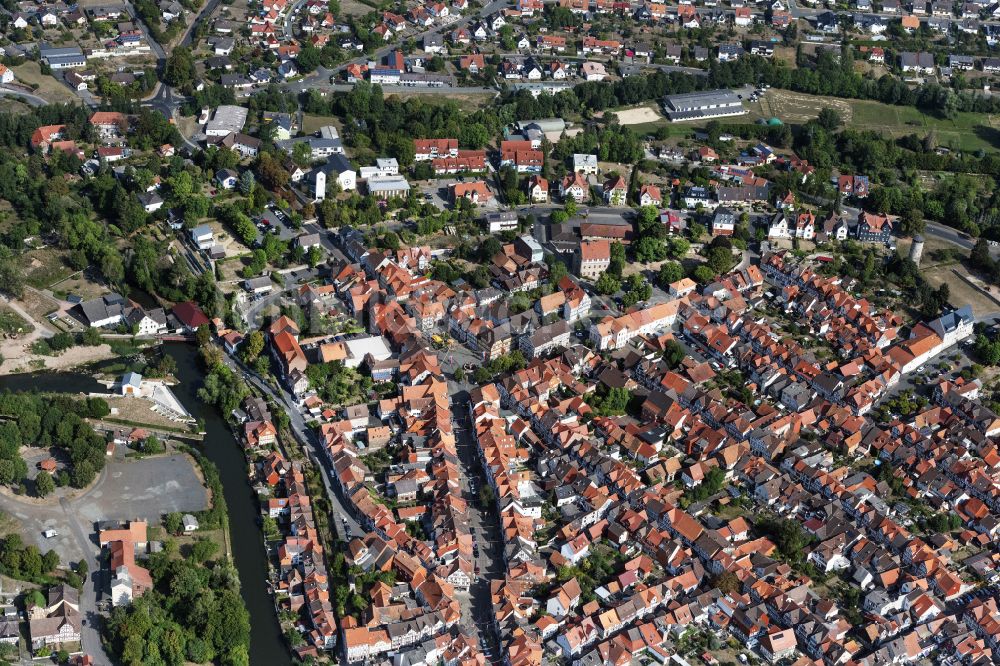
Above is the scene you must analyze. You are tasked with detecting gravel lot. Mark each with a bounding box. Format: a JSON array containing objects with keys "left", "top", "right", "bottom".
[{"left": 0, "top": 454, "right": 209, "bottom": 565}]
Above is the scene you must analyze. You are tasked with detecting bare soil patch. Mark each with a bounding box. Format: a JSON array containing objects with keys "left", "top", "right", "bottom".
[
  {"left": 611, "top": 105, "right": 664, "bottom": 125},
  {"left": 921, "top": 264, "right": 1000, "bottom": 318}
]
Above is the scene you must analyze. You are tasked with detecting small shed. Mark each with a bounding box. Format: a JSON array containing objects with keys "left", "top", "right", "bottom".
[
  {"left": 121, "top": 371, "right": 143, "bottom": 396},
  {"left": 182, "top": 514, "right": 199, "bottom": 532}
]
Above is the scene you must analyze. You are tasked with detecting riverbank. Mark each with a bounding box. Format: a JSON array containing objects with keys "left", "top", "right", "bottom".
[{"left": 162, "top": 343, "right": 292, "bottom": 666}]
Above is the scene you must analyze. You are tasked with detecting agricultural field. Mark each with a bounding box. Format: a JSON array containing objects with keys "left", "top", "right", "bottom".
[
  {"left": 0, "top": 306, "right": 32, "bottom": 336},
  {"left": 341, "top": 0, "right": 380, "bottom": 15},
  {"left": 751, "top": 89, "right": 1000, "bottom": 152}
]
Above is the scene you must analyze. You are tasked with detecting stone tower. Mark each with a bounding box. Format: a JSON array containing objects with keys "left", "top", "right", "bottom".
[{"left": 909, "top": 234, "right": 925, "bottom": 266}]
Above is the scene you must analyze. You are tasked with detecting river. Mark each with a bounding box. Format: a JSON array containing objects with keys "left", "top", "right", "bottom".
[{"left": 0, "top": 342, "right": 290, "bottom": 666}]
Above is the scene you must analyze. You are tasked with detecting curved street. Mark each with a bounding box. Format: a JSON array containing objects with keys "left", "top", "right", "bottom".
[{"left": 0, "top": 87, "right": 47, "bottom": 107}]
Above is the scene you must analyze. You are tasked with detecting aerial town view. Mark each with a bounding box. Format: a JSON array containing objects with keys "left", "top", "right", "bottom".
[{"left": 5, "top": 0, "right": 1000, "bottom": 663}]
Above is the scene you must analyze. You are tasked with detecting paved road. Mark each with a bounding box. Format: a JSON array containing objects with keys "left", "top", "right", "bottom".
[
  {"left": 283, "top": 0, "right": 309, "bottom": 39},
  {"left": 239, "top": 267, "right": 320, "bottom": 329},
  {"left": 181, "top": 0, "right": 224, "bottom": 47},
  {"left": 122, "top": 1, "right": 167, "bottom": 64},
  {"left": 923, "top": 220, "right": 1000, "bottom": 259},
  {"left": 58, "top": 495, "right": 109, "bottom": 666},
  {"left": 838, "top": 206, "right": 1000, "bottom": 262},
  {"left": 449, "top": 394, "right": 505, "bottom": 660},
  {"left": 296, "top": 81, "right": 497, "bottom": 94},
  {"left": 0, "top": 87, "right": 47, "bottom": 107},
  {"left": 521, "top": 203, "right": 635, "bottom": 224}
]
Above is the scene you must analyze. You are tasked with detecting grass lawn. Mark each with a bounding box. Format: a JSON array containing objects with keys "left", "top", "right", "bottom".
[
  {"left": 0, "top": 98, "right": 31, "bottom": 114},
  {"left": 300, "top": 114, "right": 343, "bottom": 136},
  {"left": 22, "top": 248, "right": 76, "bottom": 290},
  {"left": 611, "top": 88, "right": 1000, "bottom": 151},
  {"left": 623, "top": 119, "right": 692, "bottom": 138},
  {"left": 11, "top": 62, "right": 77, "bottom": 104}
]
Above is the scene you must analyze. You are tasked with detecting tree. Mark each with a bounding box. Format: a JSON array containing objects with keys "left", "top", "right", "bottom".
[
  {"left": 164, "top": 512, "right": 184, "bottom": 534},
  {"left": 595, "top": 272, "right": 620, "bottom": 295},
  {"left": 34, "top": 472, "right": 54, "bottom": 498},
  {"left": 291, "top": 142, "right": 313, "bottom": 167},
  {"left": 663, "top": 340, "right": 685, "bottom": 368},
  {"left": 692, "top": 265, "right": 715, "bottom": 283},
  {"left": 82, "top": 327, "right": 102, "bottom": 346},
  {"left": 478, "top": 484, "right": 495, "bottom": 510},
  {"left": 473, "top": 367, "right": 491, "bottom": 385},
  {"left": 307, "top": 245, "right": 323, "bottom": 268},
  {"left": 634, "top": 237, "right": 667, "bottom": 262},
  {"left": 666, "top": 236, "right": 690, "bottom": 259},
  {"left": 817, "top": 107, "right": 843, "bottom": 131},
  {"left": 658, "top": 261, "right": 684, "bottom": 286},
  {"left": 0, "top": 246, "right": 23, "bottom": 299},
  {"left": 164, "top": 47, "right": 196, "bottom": 88},
  {"left": 189, "top": 538, "right": 220, "bottom": 564},
  {"left": 547, "top": 256, "right": 568, "bottom": 286},
  {"left": 140, "top": 435, "right": 164, "bottom": 454},
  {"left": 900, "top": 208, "right": 925, "bottom": 236},
  {"left": 242, "top": 331, "right": 265, "bottom": 363},
  {"left": 238, "top": 170, "right": 255, "bottom": 196},
  {"left": 42, "top": 550, "right": 58, "bottom": 573},
  {"left": 972, "top": 238, "right": 993, "bottom": 271},
  {"left": 706, "top": 246, "right": 734, "bottom": 274},
  {"left": 297, "top": 45, "right": 321, "bottom": 73}
]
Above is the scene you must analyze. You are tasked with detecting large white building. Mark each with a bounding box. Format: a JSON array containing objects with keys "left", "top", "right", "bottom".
[
  {"left": 204, "top": 105, "right": 248, "bottom": 136},
  {"left": 929, "top": 305, "right": 975, "bottom": 348},
  {"left": 662, "top": 89, "right": 746, "bottom": 122},
  {"left": 589, "top": 300, "right": 681, "bottom": 350}
]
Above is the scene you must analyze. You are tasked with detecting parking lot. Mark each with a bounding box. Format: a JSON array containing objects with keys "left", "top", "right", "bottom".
[{"left": 0, "top": 454, "right": 209, "bottom": 564}]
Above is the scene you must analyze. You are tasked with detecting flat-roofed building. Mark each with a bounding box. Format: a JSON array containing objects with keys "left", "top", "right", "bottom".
[
  {"left": 662, "top": 89, "right": 746, "bottom": 122},
  {"left": 367, "top": 175, "right": 411, "bottom": 198},
  {"left": 205, "top": 105, "right": 249, "bottom": 136}
]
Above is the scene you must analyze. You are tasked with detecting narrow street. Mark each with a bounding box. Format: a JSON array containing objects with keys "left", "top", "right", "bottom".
[
  {"left": 57, "top": 494, "right": 110, "bottom": 666},
  {"left": 448, "top": 392, "right": 504, "bottom": 661},
  {"left": 220, "top": 352, "right": 364, "bottom": 542}
]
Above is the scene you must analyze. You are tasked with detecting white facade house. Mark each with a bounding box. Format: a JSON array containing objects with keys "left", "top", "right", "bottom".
[
  {"left": 191, "top": 224, "right": 214, "bottom": 249},
  {"left": 929, "top": 306, "right": 975, "bottom": 348},
  {"left": 312, "top": 154, "right": 356, "bottom": 200},
  {"left": 573, "top": 153, "right": 598, "bottom": 175}
]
